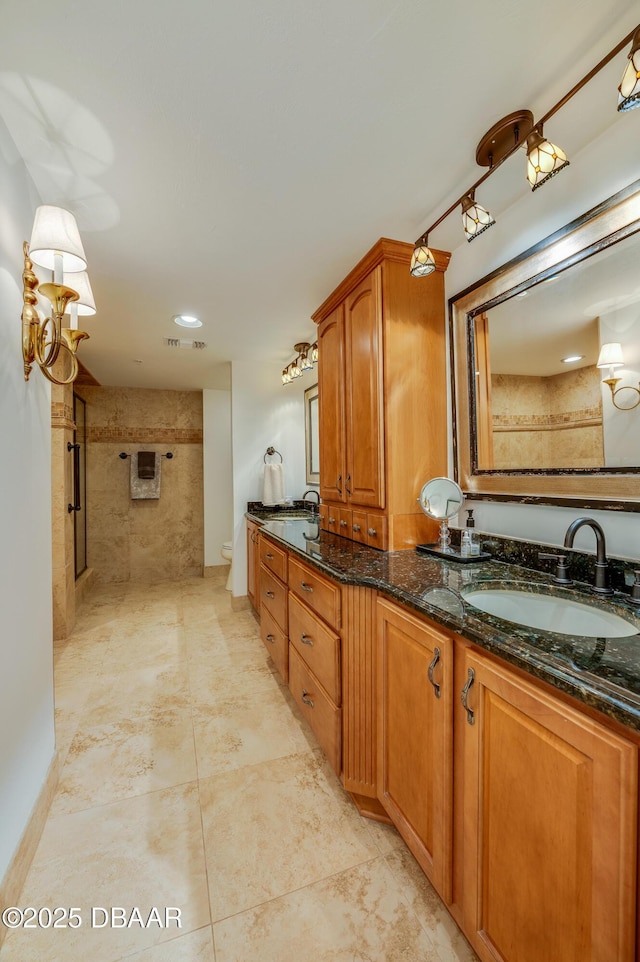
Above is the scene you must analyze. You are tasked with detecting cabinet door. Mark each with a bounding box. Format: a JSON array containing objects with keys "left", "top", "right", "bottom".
[
  {"left": 318, "top": 304, "right": 346, "bottom": 504},
  {"left": 377, "top": 598, "right": 452, "bottom": 898},
  {"left": 344, "top": 268, "right": 384, "bottom": 508},
  {"left": 246, "top": 521, "right": 260, "bottom": 610},
  {"left": 458, "top": 648, "right": 637, "bottom": 962}
]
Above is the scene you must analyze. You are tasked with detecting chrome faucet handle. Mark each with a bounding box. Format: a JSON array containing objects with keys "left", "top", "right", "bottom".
[
  {"left": 538, "top": 552, "right": 573, "bottom": 586},
  {"left": 629, "top": 571, "right": 640, "bottom": 606}
]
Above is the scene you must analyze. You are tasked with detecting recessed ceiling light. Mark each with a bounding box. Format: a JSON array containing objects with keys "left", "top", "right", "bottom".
[
  {"left": 516, "top": 291, "right": 528, "bottom": 298},
  {"left": 173, "top": 314, "right": 202, "bottom": 329},
  {"left": 561, "top": 354, "right": 584, "bottom": 364}
]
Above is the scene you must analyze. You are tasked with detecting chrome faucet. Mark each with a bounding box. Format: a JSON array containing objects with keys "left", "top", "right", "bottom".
[
  {"left": 563, "top": 517, "right": 612, "bottom": 596},
  {"left": 302, "top": 489, "right": 320, "bottom": 514}
]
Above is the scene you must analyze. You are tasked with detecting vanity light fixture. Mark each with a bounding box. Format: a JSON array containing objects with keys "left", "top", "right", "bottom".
[
  {"left": 461, "top": 190, "right": 495, "bottom": 241},
  {"left": 281, "top": 341, "right": 318, "bottom": 385},
  {"left": 618, "top": 26, "right": 640, "bottom": 111},
  {"left": 22, "top": 205, "right": 95, "bottom": 385},
  {"left": 597, "top": 342, "right": 640, "bottom": 410},
  {"left": 410, "top": 25, "right": 640, "bottom": 276}
]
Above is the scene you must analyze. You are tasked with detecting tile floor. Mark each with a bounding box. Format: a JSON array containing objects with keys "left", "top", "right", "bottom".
[{"left": 1, "top": 571, "right": 479, "bottom": 962}]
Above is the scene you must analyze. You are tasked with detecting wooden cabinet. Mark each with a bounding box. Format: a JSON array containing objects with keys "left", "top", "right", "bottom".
[
  {"left": 246, "top": 519, "right": 261, "bottom": 611},
  {"left": 258, "top": 539, "right": 289, "bottom": 682},
  {"left": 287, "top": 556, "right": 342, "bottom": 776},
  {"left": 313, "top": 238, "right": 450, "bottom": 550},
  {"left": 377, "top": 598, "right": 453, "bottom": 897},
  {"left": 455, "top": 646, "right": 638, "bottom": 962}
]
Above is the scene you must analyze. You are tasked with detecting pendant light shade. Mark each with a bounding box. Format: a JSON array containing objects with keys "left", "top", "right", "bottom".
[
  {"left": 461, "top": 190, "right": 495, "bottom": 242},
  {"left": 410, "top": 241, "right": 436, "bottom": 277},
  {"left": 618, "top": 27, "right": 640, "bottom": 112},
  {"left": 526, "top": 127, "right": 569, "bottom": 190},
  {"left": 28, "top": 205, "right": 87, "bottom": 273}
]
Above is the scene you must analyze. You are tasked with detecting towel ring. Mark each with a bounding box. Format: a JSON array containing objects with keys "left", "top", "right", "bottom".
[{"left": 264, "top": 447, "right": 283, "bottom": 463}]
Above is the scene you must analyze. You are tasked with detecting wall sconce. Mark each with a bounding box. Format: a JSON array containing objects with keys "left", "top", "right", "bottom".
[
  {"left": 411, "top": 25, "right": 640, "bottom": 276},
  {"left": 597, "top": 342, "right": 640, "bottom": 410},
  {"left": 281, "top": 340, "right": 318, "bottom": 385},
  {"left": 21, "top": 205, "right": 95, "bottom": 385}
]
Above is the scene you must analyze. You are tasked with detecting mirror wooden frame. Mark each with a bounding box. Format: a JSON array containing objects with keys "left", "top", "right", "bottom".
[
  {"left": 450, "top": 178, "right": 640, "bottom": 511},
  {"left": 304, "top": 383, "right": 320, "bottom": 485}
]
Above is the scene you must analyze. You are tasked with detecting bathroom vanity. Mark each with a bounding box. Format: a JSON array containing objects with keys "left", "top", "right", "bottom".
[{"left": 247, "top": 511, "right": 640, "bottom": 962}]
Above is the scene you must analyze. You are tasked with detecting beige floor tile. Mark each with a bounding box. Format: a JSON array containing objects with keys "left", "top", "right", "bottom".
[
  {"left": 200, "top": 749, "right": 383, "bottom": 921},
  {"left": 384, "top": 849, "right": 479, "bottom": 962},
  {"left": 51, "top": 708, "right": 198, "bottom": 815},
  {"left": 119, "top": 925, "right": 215, "bottom": 961},
  {"left": 80, "top": 663, "right": 191, "bottom": 727},
  {"left": 100, "top": 625, "right": 188, "bottom": 674},
  {"left": 0, "top": 783, "right": 210, "bottom": 962},
  {"left": 362, "top": 816, "right": 405, "bottom": 856},
  {"left": 193, "top": 684, "right": 315, "bottom": 778},
  {"left": 212, "top": 858, "right": 440, "bottom": 962},
  {"left": 189, "top": 659, "right": 281, "bottom": 715}
]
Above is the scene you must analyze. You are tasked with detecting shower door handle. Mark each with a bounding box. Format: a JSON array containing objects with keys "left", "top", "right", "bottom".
[{"left": 67, "top": 441, "right": 81, "bottom": 513}]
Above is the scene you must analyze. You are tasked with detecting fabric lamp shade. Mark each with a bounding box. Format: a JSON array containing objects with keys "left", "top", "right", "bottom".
[
  {"left": 597, "top": 342, "right": 624, "bottom": 369},
  {"left": 28, "top": 205, "right": 87, "bottom": 272},
  {"left": 62, "top": 270, "right": 96, "bottom": 315}
]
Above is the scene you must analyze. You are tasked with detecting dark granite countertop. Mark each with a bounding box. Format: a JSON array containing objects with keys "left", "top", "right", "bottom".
[{"left": 248, "top": 510, "right": 640, "bottom": 733}]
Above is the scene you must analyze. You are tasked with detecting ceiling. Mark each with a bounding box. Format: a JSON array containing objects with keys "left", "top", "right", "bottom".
[{"left": 1, "top": 0, "right": 638, "bottom": 391}]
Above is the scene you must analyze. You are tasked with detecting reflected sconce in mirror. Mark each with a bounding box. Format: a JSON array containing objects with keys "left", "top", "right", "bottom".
[
  {"left": 22, "top": 205, "right": 96, "bottom": 385},
  {"left": 597, "top": 342, "right": 640, "bottom": 411},
  {"left": 281, "top": 340, "right": 318, "bottom": 385},
  {"left": 411, "top": 24, "right": 640, "bottom": 276}
]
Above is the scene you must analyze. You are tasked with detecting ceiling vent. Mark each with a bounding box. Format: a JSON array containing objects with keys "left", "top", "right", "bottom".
[{"left": 164, "top": 337, "right": 207, "bottom": 350}]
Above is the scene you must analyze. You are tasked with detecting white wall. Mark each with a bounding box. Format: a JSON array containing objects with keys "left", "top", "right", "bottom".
[
  {"left": 444, "top": 115, "right": 640, "bottom": 562},
  {"left": 203, "top": 387, "right": 233, "bottom": 566},
  {"left": 230, "top": 361, "right": 309, "bottom": 596},
  {"left": 0, "top": 119, "right": 55, "bottom": 883}
]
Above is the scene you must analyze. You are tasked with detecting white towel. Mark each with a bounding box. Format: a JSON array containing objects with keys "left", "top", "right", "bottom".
[{"left": 262, "top": 463, "right": 285, "bottom": 505}]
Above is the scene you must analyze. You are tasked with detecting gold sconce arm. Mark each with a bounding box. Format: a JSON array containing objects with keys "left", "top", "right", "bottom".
[
  {"left": 21, "top": 242, "right": 89, "bottom": 385},
  {"left": 602, "top": 376, "right": 640, "bottom": 411}
]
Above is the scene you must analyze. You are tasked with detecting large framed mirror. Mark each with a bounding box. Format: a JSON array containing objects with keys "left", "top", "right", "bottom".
[{"left": 450, "top": 179, "right": 640, "bottom": 510}]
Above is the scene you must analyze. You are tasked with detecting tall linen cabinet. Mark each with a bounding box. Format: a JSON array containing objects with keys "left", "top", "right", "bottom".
[{"left": 313, "top": 238, "right": 450, "bottom": 550}]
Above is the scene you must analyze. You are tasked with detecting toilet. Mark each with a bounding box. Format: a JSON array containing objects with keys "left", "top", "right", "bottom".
[{"left": 221, "top": 540, "right": 233, "bottom": 590}]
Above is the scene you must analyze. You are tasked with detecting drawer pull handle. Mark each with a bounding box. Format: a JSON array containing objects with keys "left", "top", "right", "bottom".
[
  {"left": 353, "top": 524, "right": 361, "bottom": 532},
  {"left": 329, "top": 517, "right": 336, "bottom": 524},
  {"left": 301, "top": 689, "right": 314, "bottom": 708},
  {"left": 301, "top": 633, "right": 314, "bottom": 646},
  {"left": 461, "top": 668, "right": 475, "bottom": 725},
  {"left": 427, "top": 646, "right": 441, "bottom": 699},
  {"left": 368, "top": 527, "right": 377, "bottom": 537},
  {"left": 300, "top": 582, "right": 314, "bottom": 592},
  {"left": 265, "top": 590, "right": 275, "bottom": 599},
  {"left": 266, "top": 552, "right": 274, "bottom": 560},
  {"left": 266, "top": 633, "right": 275, "bottom": 644},
  {"left": 340, "top": 520, "right": 347, "bottom": 527}
]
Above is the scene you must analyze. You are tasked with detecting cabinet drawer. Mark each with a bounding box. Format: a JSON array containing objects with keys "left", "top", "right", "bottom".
[
  {"left": 338, "top": 507, "right": 352, "bottom": 538},
  {"left": 320, "top": 503, "right": 340, "bottom": 534},
  {"left": 289, "top": 556, "right": 341, "bottom": 630},
  {"left": 289, "top": 645, "right": 341, "bottom": 776},
  {"left": 289, "top": 592, "right": 341, "bottom": 704},
  {"left": 351, "top": 509, "right": 368, "bottom": 544},
  {"left": 259, "top": 537, "right": 288, "bottom": 582},
  {"left": 366, "top": 511, "right": 388, "bottom": 550},
  {"left": 260, "top": 605, "right": 288, "bottom": 682},
  {"left": 259, "top": 564, "right": 288, "bottom": 632}
]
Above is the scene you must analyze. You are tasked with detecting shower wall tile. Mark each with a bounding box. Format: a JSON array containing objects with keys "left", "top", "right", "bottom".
[{"left": 76, "top": 388, "right": 203, "bottom": 585}]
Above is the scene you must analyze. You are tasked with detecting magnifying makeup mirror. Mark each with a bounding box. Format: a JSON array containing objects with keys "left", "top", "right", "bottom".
[{"left": 418, "top": 477, "right": 465, "bottom": 552}]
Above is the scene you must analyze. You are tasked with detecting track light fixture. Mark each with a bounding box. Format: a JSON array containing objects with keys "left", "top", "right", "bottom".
[
  {"left": 281, "top": 341, "right": 318, "bottom": 385},
  {"left": 411, "top": 24, "right": 640, "bottom": 276}
]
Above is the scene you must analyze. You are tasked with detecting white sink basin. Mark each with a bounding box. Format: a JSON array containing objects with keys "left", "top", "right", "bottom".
[{"left": 462, "top": 588, "right": 638, "bottom": 639}]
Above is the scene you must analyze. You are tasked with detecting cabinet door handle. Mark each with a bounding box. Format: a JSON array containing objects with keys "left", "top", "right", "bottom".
[
  {"left": 266, "top": 633, "right": 275, "bottom": 644},
  {"left": 427, "top": 646, "right": 441, "bottom": 699},
  {"left": 266, "top": 552, "right": 274, "bottom": 560},
  {"left": 301, "top": 633, "right": 314, "bottom": 646},
  {"left": 368, "top": 527, "right": 377, "bottom": 537},
  {"left": 461, "top": 667, "right": 475, "bottom": 725},
  {"left": 353, "top": 524, "right": 361, "bottom": 532},
  {"left": 345, "top": 473, "right": 352, "bottom": 496},
  {"left": 301, "top": 689, "right": 314, "bottom": 708},
  {"left": 300, "top": 582, "right": 314, "bottom": 592},
  {"left": 265, "top": 590, "right": 275, "bottom": 599},
  {"left": 337, "top": 475, "right": 342, "bottom": 494}
]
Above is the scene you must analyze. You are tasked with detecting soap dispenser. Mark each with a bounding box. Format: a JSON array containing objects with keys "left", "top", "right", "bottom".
[{"left": 465, "top": 509, "right": 480, "bottom": 557}]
